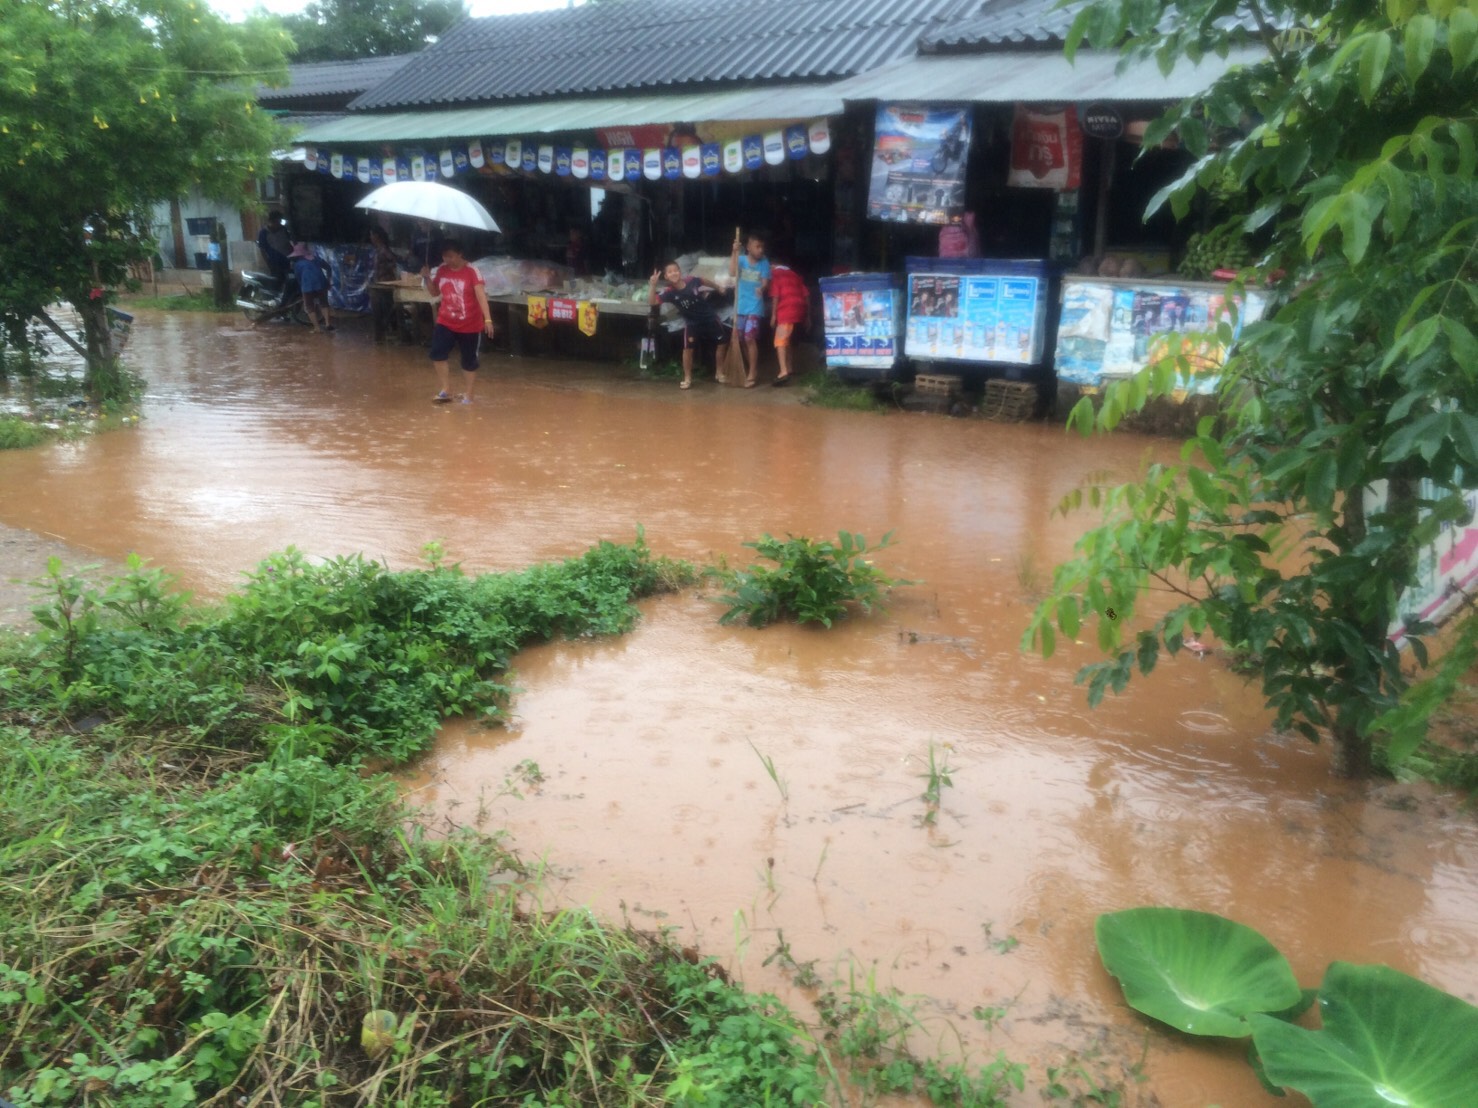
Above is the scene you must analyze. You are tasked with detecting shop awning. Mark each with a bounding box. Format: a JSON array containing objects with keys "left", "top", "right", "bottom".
[
  {"left": 824, "top": 46, "right": 1266, "bottom": 104},
  {"left": 294, "top": 83, "right": 845, "bottom": 145}
]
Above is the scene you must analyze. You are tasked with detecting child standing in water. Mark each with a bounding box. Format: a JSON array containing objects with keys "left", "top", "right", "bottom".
[
  {"left": 420, "top": 239, "right": 495, "bottom": 404},
  {"left": 769, "top": 262, "right": 810, "bottom": 385},
  {"left": 289, "top": 243, "right": 334, "bottom": 333},
  {"left": 728, "top": 231, "right": 770, "bottom": 387},
  {"left": 648, "top": 260, "right": 731, "bottom": 390}
]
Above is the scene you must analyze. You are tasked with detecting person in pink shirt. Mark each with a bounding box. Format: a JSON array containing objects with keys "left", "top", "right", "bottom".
[{"left": 419, "top": 239, "right": 495, "bottom": 404}]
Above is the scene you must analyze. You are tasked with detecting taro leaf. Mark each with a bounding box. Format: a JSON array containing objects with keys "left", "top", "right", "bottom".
[
  {"left": 1249, "top": 961, "right": 1478, "bottom": 1107},
  {"left": 1095, "top": 908, "right": 1302, "bottom": 1038}
]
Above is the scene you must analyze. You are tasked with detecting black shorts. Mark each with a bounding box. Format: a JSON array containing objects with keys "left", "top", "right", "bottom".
[
  {"left": 430, "top": 324, "right": 481, "bottom": 370},
  {"left": 302, "top": 288, "right": 327, "bottom": 312},
  {"left": 684, "top": 322, "right": 732, "bottom": 354}
]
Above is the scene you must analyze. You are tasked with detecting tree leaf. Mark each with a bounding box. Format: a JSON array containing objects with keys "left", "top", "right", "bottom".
[
  {"left": 1358, "top": 32, "right": 1392, "bottom": 103},
  {"left": 1449, "top": 8, "right": 1478, "bottom": 71},
  {"left": 1249, "top": 962, "right": 1478, "bottom": 1107},
  {"left": 1096, "top": 908, "right": 1303, "bottom": 1039},
  {"left": 1402, "top": 14, "right": 1436, "bottom": 84}
]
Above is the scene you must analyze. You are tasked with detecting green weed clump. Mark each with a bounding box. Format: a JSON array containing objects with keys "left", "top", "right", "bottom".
[
  {"left": 717, "top": 531, "right": 912, "bottom": 628},
  {"left": 0, "top": 536, "right": 1043, "bottom": 1107},
  {"left": 0, "top": 414, "right": 48, "bottom": 449}
]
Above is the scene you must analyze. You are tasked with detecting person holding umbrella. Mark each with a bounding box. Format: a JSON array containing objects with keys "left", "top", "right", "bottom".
[{"left": 420, "top": 239, "right": 495, "bottom": 404}]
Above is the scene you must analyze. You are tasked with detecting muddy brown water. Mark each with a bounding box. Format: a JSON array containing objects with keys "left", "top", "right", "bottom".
[{"left": 3, "top": 310, "right": 1475, "bottom": 1105}]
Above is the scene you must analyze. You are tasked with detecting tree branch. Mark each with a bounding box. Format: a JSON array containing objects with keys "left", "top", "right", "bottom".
[{"left": 35, "top": 310, "right": 89, "bottom": 360}]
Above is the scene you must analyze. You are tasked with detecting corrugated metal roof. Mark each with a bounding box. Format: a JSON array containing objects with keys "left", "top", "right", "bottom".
[
  {"left": 350, "top": 0, "right": 981, "bottom": 110},
  {"left": 919, "top": 0, "right": 1079, "bottom": 52},
  {"left": 257, "top": 55, "right": 416, "bottom": 103},
  {"left": 295, "top": 83, "right": 846, "bottom": 145},
  {"left": 824, "top": 45, "right": 1264, "bottom": 102}
]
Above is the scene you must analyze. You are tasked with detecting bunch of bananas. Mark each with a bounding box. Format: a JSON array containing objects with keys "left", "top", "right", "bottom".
[{"left": 1180, "top": 220, "right": 1253, "bottom": 279}]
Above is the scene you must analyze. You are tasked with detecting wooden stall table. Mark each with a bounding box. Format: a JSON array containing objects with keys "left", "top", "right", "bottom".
[
  {"left": 370, "top": 278, "right": 437, "bottom": 344},
  {"left": 490, "top": 292, "right": 658, "bottom": 361}
]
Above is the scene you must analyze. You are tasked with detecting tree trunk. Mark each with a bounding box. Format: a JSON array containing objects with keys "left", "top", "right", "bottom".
[
  {"left": 76, "top": 296, "right": 121, "bottom": 402},
  {"left": 1331, "top": 718, "right": 1374, "bottom": 779}
]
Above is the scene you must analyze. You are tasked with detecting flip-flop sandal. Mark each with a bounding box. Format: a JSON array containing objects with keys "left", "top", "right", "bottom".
[
  {"left": 744, "top": 380, "right": 757, "bottom": 388},
  {"left": 679, "top": 380, "right": 691, "bottom": 390},
  {"left": 771, "top": 376, "right": 791, "bottom": 387},
  {"left": 433, "top": 392, "right": 453, "bottom": 403}
]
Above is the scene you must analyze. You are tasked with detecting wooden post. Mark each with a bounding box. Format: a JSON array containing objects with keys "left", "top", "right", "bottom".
[{"left": 211, "top": 219, "right": 231, "bottom": 309}]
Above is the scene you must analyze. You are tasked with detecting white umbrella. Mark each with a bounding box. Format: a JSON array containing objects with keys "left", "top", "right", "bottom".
[{"left": 354, "top": 181, "right": 500, "bottom": 232}]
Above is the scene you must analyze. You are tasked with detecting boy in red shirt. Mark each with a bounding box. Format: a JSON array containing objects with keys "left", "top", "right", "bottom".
[
  {"left": 768, "top": 263, "right": 810, "bottom": 385},
  {"left": 420, "top": 239, "right": 495, "bottom": 404}
]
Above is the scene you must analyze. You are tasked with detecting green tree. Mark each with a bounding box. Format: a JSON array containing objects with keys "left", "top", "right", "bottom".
[
  {"left": 1025, "top": 0, "right": 1478, "bottom": 777},
  {"left": 279, "top": 0, "right": 468, "bottom": 63},
  {"left": 0, "top": 0, "right": 289, "bottom": 399}
]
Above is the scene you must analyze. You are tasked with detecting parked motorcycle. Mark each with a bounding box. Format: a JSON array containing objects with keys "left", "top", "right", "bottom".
[{"left": 237, "top": 271, "right": 309, "bottom": 325}]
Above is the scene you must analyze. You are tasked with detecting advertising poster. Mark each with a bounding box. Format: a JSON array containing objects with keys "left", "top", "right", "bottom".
[
  {"left": 1371, "top": 481, "right": 1478, "bottom": 648},
  {"left": 867, "top": 103, "right": 972, "bottom": 225},
  {"left": 905, "top": 273, "right": 1043, "bottom": 364},
  {"left": 1008, "top": 104, "right": 1083, "bottom": 191},
  {"left": 821, "top": 283, "right": 901, "bottom": 368},
  {"left": 1054, "top": 278, "right": 1268, "bottom": 392}
]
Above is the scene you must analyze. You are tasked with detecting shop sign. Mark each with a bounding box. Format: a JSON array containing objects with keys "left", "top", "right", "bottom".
[
  {"left": 785, "top": 124, "right": 809, "bottom": 160},
  {"left": 662, "top": 147, "right": 681, "bottom": 179},
  {"left": 1080, "top": 103, "right": 1123, "bottom": 140},
  {"left": 1008, "top": 104, "right": 1083, "bottom": 190},
  {"left": 701, "top": 143, "right": 721, "bottom": 176},
  {"left": 555, "top": 147, "right": 572, "bottom": 176},
  {"left": 549, "top": 297, "right": 579, "bottom": 323},
  {"left": 807, "top": 119, "right": 831, "bottom": 155},
  {"left": 742, "top": 135, "right": 763, "bottom": 170},
  {"left": 762, "top": 130, "right": 785, "bottom": 165},
  {"left": 866, "top": 103, "right": 972, "bottom": 224}
]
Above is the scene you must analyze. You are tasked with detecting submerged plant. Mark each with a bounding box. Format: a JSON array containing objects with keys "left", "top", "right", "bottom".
[{"left": 717, "top": 530, "right": 911, "bottom": 628}]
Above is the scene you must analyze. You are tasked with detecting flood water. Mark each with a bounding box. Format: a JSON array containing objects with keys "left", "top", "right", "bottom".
[{"left": 3, "top": 310, "right": 1476, "bottom": 1105}]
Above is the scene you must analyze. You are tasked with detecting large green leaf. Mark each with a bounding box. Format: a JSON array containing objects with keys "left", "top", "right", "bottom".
[
  {"left": 1096, "top": 908, "right": 1303, "bottom": 1037},
  {"left": 1249, "top": 961, "right": 1478, "bottom": 1107}
]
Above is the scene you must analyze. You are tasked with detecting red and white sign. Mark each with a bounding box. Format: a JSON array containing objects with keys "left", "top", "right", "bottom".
[{"left": 1008, "top": 104, "right": 1083, "bottom": 190}]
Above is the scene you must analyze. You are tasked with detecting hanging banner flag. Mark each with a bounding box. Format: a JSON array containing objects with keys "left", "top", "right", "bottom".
[
  {"left": 489, "top": 142, "right": 504, "bottom": 167},
  {"left": 469, "top": 140, "right": 486, "bottom": 168},
  {"left": 578, "top": 300, "right": 599, "bottom": 336},
  {"left": 439, "top": 149, "right": 456, "bottom": 178},
  {"left": 537, "top": 145, "right": 554, "bottom": 173},
  {"left": 380, "top": 157, "right": 396, "bottom": 182},
  {"left": 785, "top": 124, "right": 809, "bottom": 160},
  {"left": 453, "top": 145, "right": 471, "bottom": 174},
  {"left": 590, "top": 149, "right": 606, "bottom": 180},
  {"left": 396, "top": 156, "right": 411, "bottom": 182},
  {"left": 527, "top": 296, "right": 549, "bottom": 328},
  {"left": 571, "top": 147, "right": 589, "bottom": 178},
  {"left": 681, "top": 145, "right": 702, "bottom": 178},
  {"left": 642, "top": 149, "right": 662, "bottom": 180},
  {"left": 1008, "top": 103, "right": 1083, "bottom": 190},
  {"left": 808, "top": 119, "right": 832, "bottom": 155},
  {"left": 700, "top": 143, "right": 721, "bottom": 176},
  {"left": 762, "top": 131, "right": 785, "bottom": 166},
  {"left": 520, "top": 146, "right": 536, "bottom": 172},
  {"left": 410, "top": 154, "right": 426, "bottom": 181},
  {"left": 742, "top": 135, "right": 764, "bottom": 170},
  {"left": 867, "top": 103, "right": 973, "bottom": 224},
  {"left": 607, "top": 149, "right": 625, "bottom": 181},
  {"left": 370, "top": 160, "right": 383, "bottom": 184},
  {"left": 723, "top": 139, "right": 743, "bottom": 174},
  {"left": 357, "top": 157, "right": 372, "bottom": 184},
  {"left": 304, "top": 148, "right": 318, "bottom": 171},
  {"left": 504, "top": 138, "right": 522, "bottom": 168},
  {"left": 330, "top": 152, "right": 345, "bottom": 178},
  {"left": 662, "top": 147, "right": 681, "bottom": 179},
  {"left": 317, "top": 152, "right": 331, "bottom": 174},
  {"left": 555, "top": 147, "right": 572, "bottom": 176}
]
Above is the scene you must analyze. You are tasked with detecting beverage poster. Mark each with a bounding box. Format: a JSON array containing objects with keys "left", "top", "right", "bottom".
[
  {"left": 1054, "top": 278, "right": 1269, "bottom": 393},
  {"left": 905, "top": 273, "right": 1043, "bottom": 364},
  {"left": 867, "top": 103, "right": 972, "bottom": 225},
  {"left": 822, "top": 285, "right": 901, "bottom": 367}
]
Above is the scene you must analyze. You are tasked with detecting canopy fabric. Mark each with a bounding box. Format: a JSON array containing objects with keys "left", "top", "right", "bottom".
[
  {"left": 294, "top": 84, "right": 844, "bottom": 146},
  {"left": 355, "top": 181, "right": 500, "bottom": 231}
]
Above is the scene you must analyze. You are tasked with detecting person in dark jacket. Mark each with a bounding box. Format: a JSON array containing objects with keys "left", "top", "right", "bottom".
[{"left": 648, "top": 260, "right": 731, "bottom": 390}]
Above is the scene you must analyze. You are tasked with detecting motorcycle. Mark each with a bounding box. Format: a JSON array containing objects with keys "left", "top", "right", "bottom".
[{"left": 237, "top": 270, "right": 309, "bottom": 325}]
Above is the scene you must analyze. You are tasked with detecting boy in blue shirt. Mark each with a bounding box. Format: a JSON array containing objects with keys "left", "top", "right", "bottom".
[
  {"left": 728, "top": 231, "right": 770, "bottom": 387},
  {"left": 289, "top": 242, "right": 334, "bottom": 333}
]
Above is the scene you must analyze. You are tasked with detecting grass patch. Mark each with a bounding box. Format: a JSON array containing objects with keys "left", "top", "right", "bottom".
[
  {"left": 716, "top": 531, "right": 912, "bottom": 629},
  {"left": 123, "top": 293, "right": 237, "bottom": 314},
  {"left": 805, "top": 371, "right": 892, "bottom": 412},
  {"left": 0, "top": 536, "right": 1048, "bottom": 1106},
  {"left": 0, "top": 414, "right": 48, "bottom": 450}
]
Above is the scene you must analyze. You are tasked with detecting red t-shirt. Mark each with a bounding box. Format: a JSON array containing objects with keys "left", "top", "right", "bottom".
[
  {"left": 430, "top": 264, "right": 486, "bottom": 333},
  {"left": 770, "top": 265, "right": 809, "bottom": 325}
]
